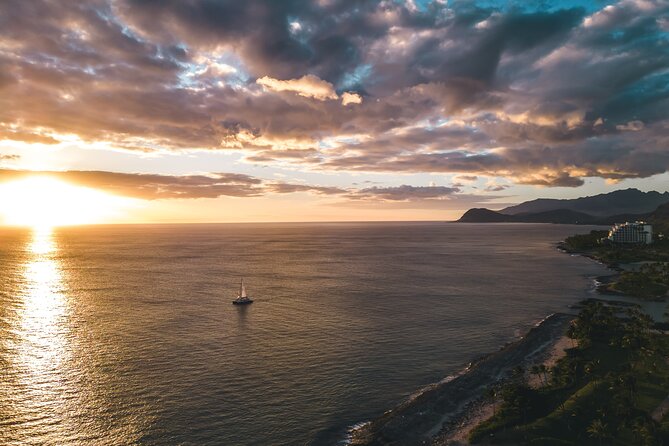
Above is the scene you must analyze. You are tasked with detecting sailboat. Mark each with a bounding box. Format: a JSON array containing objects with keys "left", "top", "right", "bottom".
[{"left": 232, "top": 278, "right": 253, "bottom": 305}]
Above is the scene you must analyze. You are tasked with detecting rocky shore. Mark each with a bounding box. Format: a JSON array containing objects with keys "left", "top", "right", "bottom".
[{"left": 348, "top": 313, "right": 574, "bottom": 446}]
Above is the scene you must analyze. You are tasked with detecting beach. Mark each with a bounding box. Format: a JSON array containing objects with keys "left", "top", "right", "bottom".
[
  {"left": 349, "top": 313, "right": 575, "bottom": 446},
  {"left": 435, "top": 332, "right": 573, "bottom": 446},
  {"left": 349, "top": 236, "right": 669, "bottom": 446}
]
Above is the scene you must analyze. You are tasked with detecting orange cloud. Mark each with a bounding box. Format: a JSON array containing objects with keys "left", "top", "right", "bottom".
[{"left": 256, "top": 74, "right": 338, "bottom": 100}]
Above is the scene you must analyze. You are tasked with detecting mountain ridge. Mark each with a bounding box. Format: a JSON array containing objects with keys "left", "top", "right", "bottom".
[
  {"left": 458, "top": 188, "right": 669, "bottom": 226},
  {"left": 500, "top": 188, "right": 669, "bottom": 217}
]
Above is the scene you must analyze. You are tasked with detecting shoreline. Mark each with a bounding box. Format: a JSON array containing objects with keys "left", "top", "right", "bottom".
[
  {"left": 560, "top": 241, "right": 669, "bottom": 321},
  {"left": 347, "top": 313, "right": 575, "bottom": 446},
  {"left": 433, "top": 333, "right": 574, "bottom": 445},
  {"left": 346, "top": 237, "right": 666, "bottom": 446}
]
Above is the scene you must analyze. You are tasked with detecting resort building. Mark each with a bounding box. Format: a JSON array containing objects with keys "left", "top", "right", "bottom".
[{"left": 608, "top": 221, "right": 653, "bottom": 244}]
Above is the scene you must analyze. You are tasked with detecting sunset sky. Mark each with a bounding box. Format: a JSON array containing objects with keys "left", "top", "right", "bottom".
[{"left": 1, "top": 0, "right": 668, "bottom": 224}]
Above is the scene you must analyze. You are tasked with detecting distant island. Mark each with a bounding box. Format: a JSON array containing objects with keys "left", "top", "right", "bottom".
[{"left": 458, "top": 189, "right": 669, "bottom": 228}]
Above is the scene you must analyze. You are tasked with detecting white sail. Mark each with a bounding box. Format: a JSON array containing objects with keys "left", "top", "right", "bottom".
[
  {"left": 240, "top": 279, "right": 247, "bottom": 298},
  {"left": 232, "top": 278, "right": 252, "bottom": 304}
]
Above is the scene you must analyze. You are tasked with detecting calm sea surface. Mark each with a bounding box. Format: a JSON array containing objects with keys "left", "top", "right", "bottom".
[{"left": 0, "top": 222, "right": 609, "bottom": 445}]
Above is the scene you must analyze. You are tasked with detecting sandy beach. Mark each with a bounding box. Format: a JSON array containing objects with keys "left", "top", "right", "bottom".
[
  {"left": 433, "top": 334, "right": 573, "bottom": 445},
  {"left": 348, "top": 313, "right": 575, "bottom": 446}
]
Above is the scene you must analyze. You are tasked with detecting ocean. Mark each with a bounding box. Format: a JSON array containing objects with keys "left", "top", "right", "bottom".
[{"left": 0, "top": 222, "right": 609, "bottom": 445}]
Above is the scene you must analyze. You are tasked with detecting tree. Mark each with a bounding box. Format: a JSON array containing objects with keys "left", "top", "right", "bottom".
[
  {"left": 584, "top": 360, "right": 600, "bottom": 380},
  {"left": 538, "top": 364, "right": 550, "bottom": 386},
  {"left": 566, "top": 323, "right": 577, "bottom": 348},
  {"left": 619, "top": 373, "right": 637, "bottom": 403},
  {"left": 631, "top": 418, "right": 659, "bottom": 446},
  {"left": 587, "top": 418, "right": 610, "bottom": 446},
  {"left": 530, "top": 365, "right": 543, "bottom": 387},
  {"left": 511, "top": 365, "right": 525, "bottom": 383},
  {"left": 486, "top": 385, "right": 497, "bottom": 416}
]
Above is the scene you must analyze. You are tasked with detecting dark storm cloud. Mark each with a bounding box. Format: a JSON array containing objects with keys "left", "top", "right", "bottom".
[
  {"left": 325, "top": 124, "right": 669, "bottom": 187},
  {"left": 114, "top": 0, "right": 383, "bottom": 82},
  {"left": 406, "top": 8, "right": 584, "bottom": 86},
  {"left": 1, "top": 0, "right": 669, "bottom": 188}
]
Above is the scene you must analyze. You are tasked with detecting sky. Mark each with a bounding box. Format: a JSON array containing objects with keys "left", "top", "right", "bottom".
[{"left": 0, "top": 0, "right": 668, "bottom": 223}]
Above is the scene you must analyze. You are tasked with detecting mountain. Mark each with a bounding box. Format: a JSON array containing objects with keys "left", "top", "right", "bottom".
[
  {"left": 511, "top": 209, "right": 597, "bottom": 224},
  {"left": 648, "top": 202, "right": 669, "bottom": 233},
  {"left": 457, "top": 208, "right": 599, "bottom": 224},
  {"left": 500, "top": 189, "right": 669, "bottom": 217},
  {"left": 457, "top": 189, "right": 669, "bottom": 225},
  {"left": 458, "top": 208, "right": 512, "bottom": 222},
  {"left": 649, "top": 202, "right": 669, "bottom": 221}
]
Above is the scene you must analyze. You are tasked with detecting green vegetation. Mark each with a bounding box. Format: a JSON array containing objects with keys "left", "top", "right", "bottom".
[
  {"left": 469, "top": 302, "right": 669, "bottom": 445},
  {"left": 592, "top": 240, "right": 669, "bottom": 266},
  {"left": 562, "top": 230, "right": 669, "bottom": 265},
  {"left": 608, "top": 263, "right": 669, "bottom": 300},
  {"left": 562, "top": 229, "right": 669, "bottom": 299},
  {"left": 562, "top": 230, "right": 609, "bottom": 252}
]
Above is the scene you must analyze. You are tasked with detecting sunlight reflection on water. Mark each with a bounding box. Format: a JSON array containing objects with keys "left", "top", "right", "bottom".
[
  {"left": 1, "top": 228, "right": 156, "bottom": 445},
  {"left": 0, "top": 223, "right": 614, "bottom": 445}
]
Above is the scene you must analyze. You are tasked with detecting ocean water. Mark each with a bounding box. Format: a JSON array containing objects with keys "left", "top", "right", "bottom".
[{"left": 0, "top": 222, "right": 609, "bottom": 445}]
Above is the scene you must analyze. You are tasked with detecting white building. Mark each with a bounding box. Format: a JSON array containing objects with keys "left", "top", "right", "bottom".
[{"left": 608, "top": 221, "right": 653, "bottom": 244}]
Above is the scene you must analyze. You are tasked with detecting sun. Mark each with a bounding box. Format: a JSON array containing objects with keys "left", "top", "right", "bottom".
[{"left": 0, "top": 176, "right": 135, "bottom": 228}]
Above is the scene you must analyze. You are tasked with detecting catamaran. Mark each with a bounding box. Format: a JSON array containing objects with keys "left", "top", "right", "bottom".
[{"left": 232, "top": 278, "right": 253, "bottom": 305}]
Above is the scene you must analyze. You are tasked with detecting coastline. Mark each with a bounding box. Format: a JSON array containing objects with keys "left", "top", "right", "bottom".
[
  {"left": 560, "top": 240, "right": 669, "bottom": 321},
  {"left": 433, "top": 334, "right": 573, "bottom": 446},
  {"left": 347, "top": 313, "right": 575, "bottom": 446},
  {"left": 346, "top": 232, "right": 669, "bottom": 446}
]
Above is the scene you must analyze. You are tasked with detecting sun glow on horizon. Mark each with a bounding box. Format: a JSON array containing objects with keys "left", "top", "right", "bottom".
[{"left": 0, "top": 176, "right": 136, "bottom": 228}]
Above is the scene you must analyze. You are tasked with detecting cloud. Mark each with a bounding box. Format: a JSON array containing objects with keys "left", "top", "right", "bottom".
[
  {"left": 351, "top": 185, "right": 461, "bottom": 201},
  {"left": 616, "top": 120, "right": 645, "bottom": 132},
  {"left": 455, "top": 175, "right": 479, "bottom": 182},
  {"left": 0, "top": 168, "right": 348, "bottom": 200},
  {"left": 257, "top": 74, "right": 338, "bottom": 100},
  {"left": 34, "top": 170, "right": 264, "bottom": 199},
  {"left": 341, "top": 92, "right": 363, "bottom": 105},
  {"left": 0, "top": 0, "right": 668, "bottom": 190},
  {"left": 267, "top": 183, "right": 346, "bottom": 195},
  {"left": 0, "top": 128, "right": 60, "bottom": 144},
  {"left": 0, "top": 169, "right": 506, "bottom": 211}
]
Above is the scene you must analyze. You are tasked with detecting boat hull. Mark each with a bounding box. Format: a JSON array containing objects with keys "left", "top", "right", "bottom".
[{"left": 232, "top": 299, "right": 254, "bottom": 305}]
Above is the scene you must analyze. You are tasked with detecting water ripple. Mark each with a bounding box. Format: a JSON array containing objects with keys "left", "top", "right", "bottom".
[{"left": 0, "top": 223, "right": 610, "bottom": 445}]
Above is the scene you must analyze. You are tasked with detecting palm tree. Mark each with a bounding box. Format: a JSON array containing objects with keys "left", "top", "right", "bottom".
[
  {"left": 530, "top": 365, "right": 542, "bottom": 386},
  {"left": 587, "top": 418, "right": 609, "bottom": 446},
  {"left": 538, "top": 364, "right": 549, "bottom": 386},
  {"left": 486, "top": 385, "right": 497, "bottom": 416},
  {"left": 566, "top": 323, "right": 577, "bottom": 348},
  {"left": 619, "top": 373, "right": 637, "bottom": 403},
  {"left": 584, "top": 359, "right": 600, "bottom": 381},
  {"left": 631, "top": 419, "right": 657, "bottom": 446}
]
